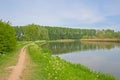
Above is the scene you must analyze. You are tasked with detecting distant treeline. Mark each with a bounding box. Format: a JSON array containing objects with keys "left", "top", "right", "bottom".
[
  {"left": 14, "top": 24, "right": 120, "bottom": 41},
  {"left": 46, "top": 27, "right": 120, "bottom": 40}
]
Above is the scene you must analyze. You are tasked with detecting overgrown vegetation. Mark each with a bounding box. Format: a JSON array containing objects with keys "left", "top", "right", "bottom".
[
  {"left": 27, "top": 43, "right": 116, "bottom": 80},
  {"left": 0, "top": 20, "right": 17, "bottom": 54}
]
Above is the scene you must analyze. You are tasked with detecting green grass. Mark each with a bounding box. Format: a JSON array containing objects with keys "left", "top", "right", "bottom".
[
  {"left": 0, "top": 41, "right": 28, "bottom": 80},
  {"left": 27, "top": 42, "right": 116, "bottom": 80}
]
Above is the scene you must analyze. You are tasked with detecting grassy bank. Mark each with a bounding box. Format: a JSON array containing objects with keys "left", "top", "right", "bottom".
[
  {"left": 81, "top": 39, "right": 120, "bottom": 42},
  {"left": 27, "top": 42, "right": 116, "bottom": 80},
  {"left": 0, "top": 41, "right": 28, "bottom": 80}
]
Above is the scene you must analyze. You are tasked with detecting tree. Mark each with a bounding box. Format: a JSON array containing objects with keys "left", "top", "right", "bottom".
[
  {"left": 104, "top": 29, "right": 115, "bottom": 38},
  {"left": 14, "top": 24, "right": 49, "bottom": 41},
  {"left": 0, "top": 20, "right": 17, "bottom": 53},
  {"left": 96, "top": 30, "right": 105, "bottom": 38}
]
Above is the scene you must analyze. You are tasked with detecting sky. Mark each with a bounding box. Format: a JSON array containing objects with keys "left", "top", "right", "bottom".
[{"left": 0, "top": 0, "right": 120, "bottom": 31}]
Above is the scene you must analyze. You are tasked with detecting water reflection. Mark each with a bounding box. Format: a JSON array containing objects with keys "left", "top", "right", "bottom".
[
  {"left": 41, "top": 41, "right": 120, "bottom": 78},
  {"left": 42, "top": 41, "right": 120, "bottom": 54},
  {"left": 58, "top": 47, "right": 120, "bottom": 78}
]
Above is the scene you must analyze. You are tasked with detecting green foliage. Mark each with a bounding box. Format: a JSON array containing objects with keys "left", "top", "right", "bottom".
[
  {"left": 27, "top": 43, "right": 116, "bottom": 80},
  {"left": 96, "top": 29, "right": 116, "bottom": 39},
  {"left": 14, "top": 24, "right": 120, "bottom": 40},
  {"left": 14, "top": 24, "right": 49, "bottom": 41},
  {"left": 46, "top": 27, "right": 96, "bottom": 40},
  {"left": 114, "top": 31, "right": 120, "bottom": 39},
  {"left": 0, "top": 20, "right": 17, "bottom": 53},
  {"left": 44, "top": 27, "right": 120, "bottom": 40}
]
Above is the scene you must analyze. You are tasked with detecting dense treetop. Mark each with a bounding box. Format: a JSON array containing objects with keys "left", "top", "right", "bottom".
[{"left": 14, "top": 24, "right": 49, "bottom": 41}]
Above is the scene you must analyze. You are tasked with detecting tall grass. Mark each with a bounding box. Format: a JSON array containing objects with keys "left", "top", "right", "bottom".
[{"left": 27, "top": 43, "right": 116, "bottom": 80}]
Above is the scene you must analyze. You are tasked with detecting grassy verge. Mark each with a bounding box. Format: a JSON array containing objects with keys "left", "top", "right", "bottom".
[
  {"left": 80, "top": 39, "right": 120, "bottom": 42},
  {"left": 27, "top": 42, "right": 116, "bottom": 80},
  {"left": 0, "top": 41, "right": 28, "bottom": 80}
]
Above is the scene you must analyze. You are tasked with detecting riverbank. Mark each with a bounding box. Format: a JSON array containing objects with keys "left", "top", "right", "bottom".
[
  {"left": 80, "top": 39, "right": 120, "bottom": 42},
  {"left": 56, "top": 39, "right": 75, "bottom": 42},
  {"left": 26, "top": 42, "right": 116, "bottom": 80}
]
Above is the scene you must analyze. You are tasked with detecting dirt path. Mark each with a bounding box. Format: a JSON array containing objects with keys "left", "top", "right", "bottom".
[{"left": 8, "top": 46, "right": 27, "bottom": 80}]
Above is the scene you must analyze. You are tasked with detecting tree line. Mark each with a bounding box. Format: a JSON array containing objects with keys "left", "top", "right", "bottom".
[
  {"left": 14, "top": 25, "right": 120, "bottom": 41},
  {"left": 46, "top": 27, "right": 120, "bottom": 39}
]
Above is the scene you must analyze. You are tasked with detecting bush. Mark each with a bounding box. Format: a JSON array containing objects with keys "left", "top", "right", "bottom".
[{"left": 0, "top": 20, "right": 17, "bottom": 54}]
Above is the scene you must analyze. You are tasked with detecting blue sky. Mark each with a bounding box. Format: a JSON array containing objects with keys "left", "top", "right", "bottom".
[{"left": 0, "top": 0, "right": 120, "bottom": 31}]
